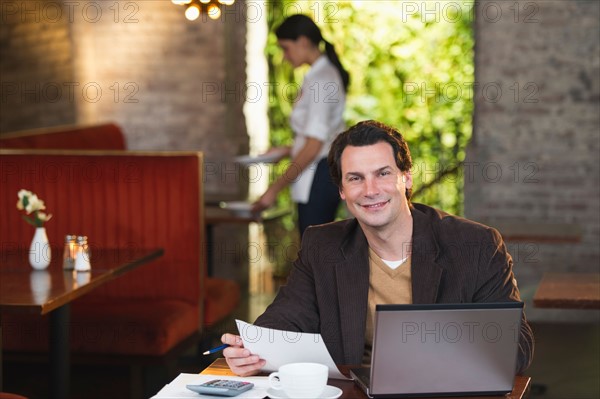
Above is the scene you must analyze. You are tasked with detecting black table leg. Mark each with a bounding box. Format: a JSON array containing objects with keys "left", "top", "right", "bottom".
[
  {"left": 206, "top": 224, "right": 214, "bottom": 276},
  {"left": 0, "top": 325, "right": 3, "bottom": 391},
  {"left": 50, "top": 304, "right": 70, "bottom": 399}
]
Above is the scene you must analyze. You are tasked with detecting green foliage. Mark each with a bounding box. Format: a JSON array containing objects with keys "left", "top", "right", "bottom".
[{"left": 266, "top": 1, "right": 474, "bottom": 216}]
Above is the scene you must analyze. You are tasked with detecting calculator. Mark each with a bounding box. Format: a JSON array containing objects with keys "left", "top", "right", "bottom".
[{"left": 186, "top": 379, "right": 254, "bottom": 397}]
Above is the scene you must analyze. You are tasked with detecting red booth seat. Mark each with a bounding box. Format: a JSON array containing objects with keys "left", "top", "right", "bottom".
[{"left": 0, "top": 149, "right": 239, "bottom": 357}]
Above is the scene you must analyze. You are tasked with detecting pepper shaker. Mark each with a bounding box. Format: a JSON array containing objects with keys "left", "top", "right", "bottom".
[{"left": 62, "top": 235, "right": 77, "bottom": 270}]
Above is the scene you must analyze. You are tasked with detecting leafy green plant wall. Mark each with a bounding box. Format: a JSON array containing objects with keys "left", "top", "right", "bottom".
[{"left": 266, "top": 1, "right": 474, "bottom": 216}]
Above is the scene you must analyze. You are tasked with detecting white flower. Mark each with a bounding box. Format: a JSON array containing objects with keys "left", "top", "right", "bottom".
[
  {"left": 18, "top": 189, "right": 32, "bottom": 200},
  {"left": 16, "top": 189, "right": 52, "bottom": 227},
  {"left": 37, "top": 212, "right": 52, "bottom": 222},
  {"left": 16, "top": 189, "right": 32, "bottom": 210},
  {"left": 25, "top": 194, "right": 46, "bottom": 214}
]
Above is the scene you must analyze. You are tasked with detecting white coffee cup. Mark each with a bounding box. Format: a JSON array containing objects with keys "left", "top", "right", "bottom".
[{"left": 268, "top": 362, "right": 328, "bottom": 398}]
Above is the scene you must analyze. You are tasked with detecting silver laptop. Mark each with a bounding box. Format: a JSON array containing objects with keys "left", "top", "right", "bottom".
[{"left": 350, "top": 302, "right": 523, "bottom": 398}]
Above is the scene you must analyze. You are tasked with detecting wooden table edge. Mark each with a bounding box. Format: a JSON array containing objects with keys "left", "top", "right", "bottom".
[
  {"left": 41, "top": 247, "right": 164, "bottom": 314},
  {"left": 0, "top": 248, "right": 164, "bottom": 315},
  {"left": 533, "top": 272, "right": 600, "bottom": 310}
]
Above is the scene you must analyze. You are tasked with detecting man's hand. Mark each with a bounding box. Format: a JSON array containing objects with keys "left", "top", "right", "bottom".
[{"left": 221, "top": 333, "right": 266, "bottom": 377}]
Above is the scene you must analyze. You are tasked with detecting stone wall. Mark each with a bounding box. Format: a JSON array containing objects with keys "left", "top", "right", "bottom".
[{"left": 467, "top": 0, "right": 599, "bottom": 321}]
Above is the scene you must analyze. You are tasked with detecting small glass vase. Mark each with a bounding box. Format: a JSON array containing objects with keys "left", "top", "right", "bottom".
[{"left": 29, "top": 227, "right": 51, "bottom": 270}]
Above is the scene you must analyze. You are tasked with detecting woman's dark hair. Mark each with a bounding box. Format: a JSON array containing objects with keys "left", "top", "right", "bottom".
[
  {"left": 275, "top": 14, "right": 350, "bottom": 92},
  {"left": 328, "top": 120, "right": 413, "bottom": 200}
]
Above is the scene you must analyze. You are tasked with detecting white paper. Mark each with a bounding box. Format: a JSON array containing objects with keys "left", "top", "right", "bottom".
[
  {"left": 151, "top": 373, "right": 270, "bottom": 399},
  {"left": 236, "top": 320, "right": 350, "bottom": 380}
]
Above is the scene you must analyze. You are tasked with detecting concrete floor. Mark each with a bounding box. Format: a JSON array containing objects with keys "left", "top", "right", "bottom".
[{"left": 526, "top": 321, "right": 600, "bottom": 399}]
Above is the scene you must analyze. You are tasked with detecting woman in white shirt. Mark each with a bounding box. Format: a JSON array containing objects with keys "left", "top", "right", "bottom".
[{"left": 252, "top": 14, "right": 349, "bottom": 237}]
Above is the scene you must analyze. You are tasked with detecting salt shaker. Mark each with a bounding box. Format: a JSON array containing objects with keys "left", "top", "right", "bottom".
[
  {"left": 62, "top": 235, "right": 77, "bottom": 270},
  {"left": 74, "top": 235, "right": 91, "bottom": 272}
]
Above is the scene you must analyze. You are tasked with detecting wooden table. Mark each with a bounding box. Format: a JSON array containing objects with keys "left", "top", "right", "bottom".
[
  {"left": 201, "top": 358, "right": 531, "bottom": 399},
  {"left": 533, "top": 272, "right": 600, "bottom": 309},
  {"left": 205, "top": 204, "right": 291, "bottom": 275},
  {"left": 0, "top": 248, "right": 163, "bottom": 399}
]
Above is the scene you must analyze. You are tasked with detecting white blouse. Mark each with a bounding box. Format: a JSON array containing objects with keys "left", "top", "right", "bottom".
[{"left": 289, "top": 55, "right": 346, "bottom": 203}]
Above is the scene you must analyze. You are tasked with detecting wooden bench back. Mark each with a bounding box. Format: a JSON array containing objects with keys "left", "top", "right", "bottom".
[{"left": 0, "top": 123, "right": 126, "bottom": 150}]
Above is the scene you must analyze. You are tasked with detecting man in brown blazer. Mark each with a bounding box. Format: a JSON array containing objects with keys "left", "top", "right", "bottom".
[{"left": 222, "top": 120, "right": 534, "bottom": 376}]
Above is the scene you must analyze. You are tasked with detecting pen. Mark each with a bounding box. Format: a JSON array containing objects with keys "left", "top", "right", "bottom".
[{"left": 202, "top": 343, "right": 230, "bottom": 355}]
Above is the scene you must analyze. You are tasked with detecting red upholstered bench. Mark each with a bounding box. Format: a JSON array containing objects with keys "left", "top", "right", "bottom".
[
  {"left": 0, "top": 123, "right": 126, "bottom": 150},
  {"left": 0, "top": 393, "right": 28, "bottom": 399},
  {"left": 1, "top": 123, "right": 240, "bottom": 331},
  {"left": 0, "top": 149, "right": 240, "bottom": 396}
]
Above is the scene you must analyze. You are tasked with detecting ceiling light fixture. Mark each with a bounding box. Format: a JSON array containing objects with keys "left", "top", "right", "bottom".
[{"left": 172, "top": 0, "right": 235, "bottom": 21}]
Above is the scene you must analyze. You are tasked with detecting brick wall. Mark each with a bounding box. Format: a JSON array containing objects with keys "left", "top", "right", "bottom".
[
  {"left": 0, "top": 0, "right": 77, "bottom": 131},
  {"left": 0, "top": 0, "right": 249, "bottom": 198},
  {"left": 466, "top": 0, "right": 599, "bottom": 321}
]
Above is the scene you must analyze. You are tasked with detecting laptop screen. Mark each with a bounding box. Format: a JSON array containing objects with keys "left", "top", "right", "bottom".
[{"left": 368, "top": 302, "right": 523, "bottom": 397}]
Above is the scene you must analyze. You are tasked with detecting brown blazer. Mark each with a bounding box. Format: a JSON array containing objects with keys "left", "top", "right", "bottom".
[{"left": 255, "top": 203, "right": 534, "bottom": 373}]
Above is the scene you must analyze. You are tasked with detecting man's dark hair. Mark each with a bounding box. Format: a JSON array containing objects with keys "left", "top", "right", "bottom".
[{"left": 328, "top": 120, "right": 413, "bottom": 200}]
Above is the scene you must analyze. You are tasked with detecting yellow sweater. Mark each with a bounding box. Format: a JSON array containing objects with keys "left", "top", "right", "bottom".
[{"left": 363, "top": 248, "right": 412, "bottom": 366}]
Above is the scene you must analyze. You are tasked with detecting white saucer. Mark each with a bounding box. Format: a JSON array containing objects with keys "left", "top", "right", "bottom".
[
  {"left": 235, "top": 148, "right": 287, "bottom": 165},
  {"left": 267, "top": 385, "right": 342, "bottom": 399},
  {"left": 219, "top": 201, "right": 252, "bottom": 212},
  {"left": 219, "top": 201, "right": 255, "bottom": 217}
]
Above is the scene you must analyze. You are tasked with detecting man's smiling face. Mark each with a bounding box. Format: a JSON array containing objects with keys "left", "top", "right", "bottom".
[{"left": 339, "top": 141, "right": 412, "bottom": 231}]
